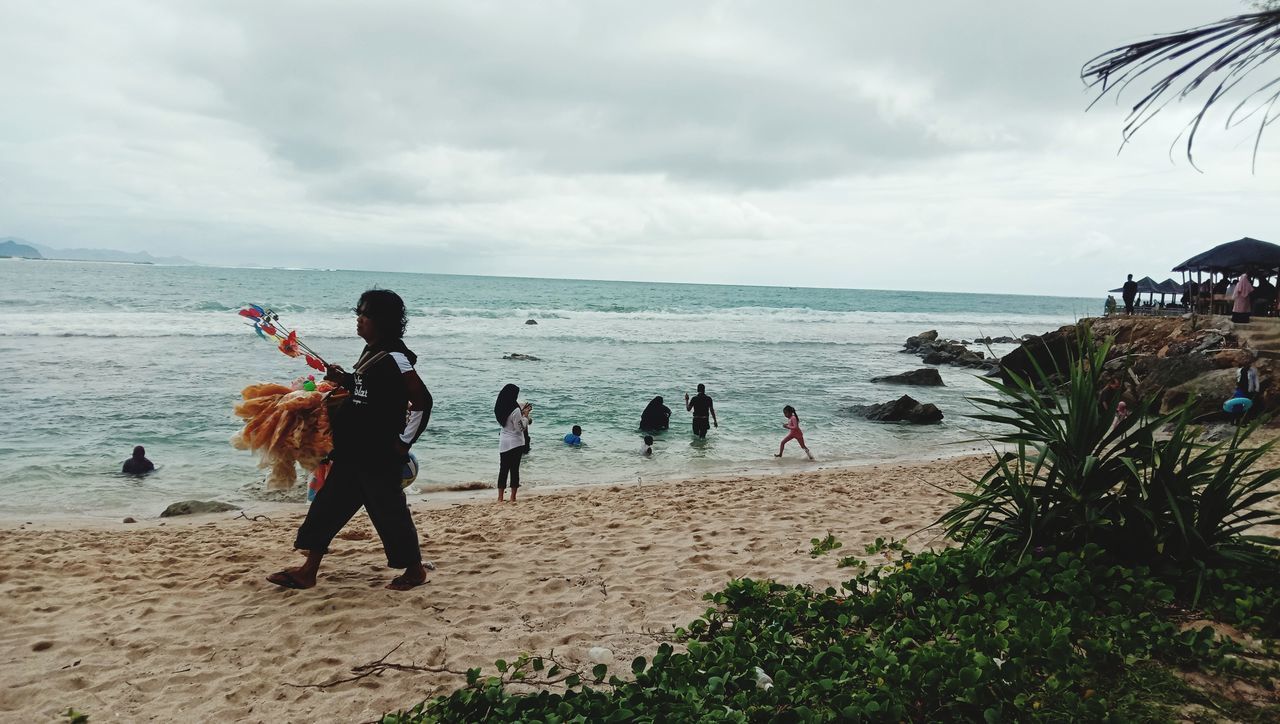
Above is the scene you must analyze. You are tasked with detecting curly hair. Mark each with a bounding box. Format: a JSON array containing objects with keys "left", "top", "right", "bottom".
[{"left": 358, "top": 289, "right": 408, "bottom": 340}]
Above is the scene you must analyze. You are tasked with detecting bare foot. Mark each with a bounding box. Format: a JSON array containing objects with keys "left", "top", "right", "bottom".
[
  {"left": 386, "top": 563, "right": 429, "bottom": 591},
  {"left": 267, "top": 567, "right": 316, "bottom": 590},
  {"left": 774, "top": 453, "right": 782, "bottom": 457}
]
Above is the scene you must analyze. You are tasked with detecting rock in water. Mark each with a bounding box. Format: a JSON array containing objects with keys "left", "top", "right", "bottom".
[
  {"left": 869, "top": 369, "right": 944, "bottom": 386},
  {"left": 160, "top": 500, "right": 240, "bottom": 518},
  {"left": 503, "top": 353, "right": 541, "bottom": 361},
  {"left": 525, "top": 319, "right": 538, "bottom": 325},
  {"left": 849, "top": 395, "right": 944, "bottom": 424}
]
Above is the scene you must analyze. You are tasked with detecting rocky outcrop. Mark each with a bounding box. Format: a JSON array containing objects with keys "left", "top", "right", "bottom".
[
  {"left": 998, "top": 325, "right": 1076, "bottom": 384},
  {"left": 902, "top": 330, "right": 1001, "bottom": 372},
  {"left": 160, "top": 500, "right": 240, "bottom": 517},
  {"left": 525, "top": 319, "right": 538, "bottom": 325},
  {"left": 870, "top": 369, "right": 944, "bottom": 386},
  {"left": 503, "top": 353, "right": 541, "bottom": 361},
  {"left": 1160, "top": 369, "right": 1239, "bottom": 417},
  {"left": 848, "top": 395, "right": 943, "bottom": 424},
  {"left": 1005, "top": 316, "right": 1272, "bottom": 419}
]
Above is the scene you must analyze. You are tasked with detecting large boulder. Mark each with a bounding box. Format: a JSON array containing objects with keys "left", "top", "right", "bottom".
[
  {"left": 1131, "top": 353, "right": 1214, "bottom": 400},
  {"left": 1160, "top": 369, "right": 1238, "bottom": 417},
  {"left": 160, "top": 500, "right": 240, "bottom": 518},
  {"left": 849, "top": 395, "right": 944, "bottom": 424},
  {"left": 870, "top": 369, "right": 944, "bottom": 386},
  {"left": 999, "top": 325, "right": 1077, "bottom": 385},
  {"left": 903, "top": 330, "right": 939, "bottom": 351},
  {"left": 922, "top": 351, "right": 954, "bottom": 365}
]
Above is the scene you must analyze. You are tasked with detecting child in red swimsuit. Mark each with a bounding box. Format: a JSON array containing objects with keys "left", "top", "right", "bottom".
[{"left": 775, "top": 405, "right": 814, "bottom": 460}]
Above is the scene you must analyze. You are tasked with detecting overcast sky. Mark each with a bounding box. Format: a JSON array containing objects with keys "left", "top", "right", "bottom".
[{"left": 2, "top": 1, "right": 1277, "bottom": 296}]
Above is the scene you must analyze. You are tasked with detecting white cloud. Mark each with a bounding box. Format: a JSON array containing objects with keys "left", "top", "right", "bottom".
[{"left": 1, "top": 0, "right": 1277, "bottom": 295}]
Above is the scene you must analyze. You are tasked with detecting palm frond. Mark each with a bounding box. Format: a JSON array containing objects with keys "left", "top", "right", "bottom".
[{"left": 1082, "top": 10, "right": 1280, "bottom": 170}]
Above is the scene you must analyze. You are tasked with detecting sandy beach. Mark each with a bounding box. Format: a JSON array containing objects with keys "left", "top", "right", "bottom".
[{"left": 0, "top": 455, "right": 989, "bottom": 723}]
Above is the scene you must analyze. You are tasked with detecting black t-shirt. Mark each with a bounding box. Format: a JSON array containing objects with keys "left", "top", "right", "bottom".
[
  {"left": 689, "top": 393, "right": 713, "bottom": 417},
  {"left": 1122, "top": 281, "right": 1137, "bottom": 299},
  {"left": 122, "top": 457, "right": 154, "bottom": 474},
  {"left": 332, "top": 341, "right": 419, "bottom": 462}
]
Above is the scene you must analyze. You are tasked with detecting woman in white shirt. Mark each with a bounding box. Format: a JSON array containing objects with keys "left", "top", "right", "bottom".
[{"left": 494, "top": 383, "right": 532, "bottom": 502}]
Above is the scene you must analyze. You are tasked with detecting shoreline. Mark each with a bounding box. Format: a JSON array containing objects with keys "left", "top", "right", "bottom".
[
  {"left": 0, "top": 453, "right": 990, "bottom": 722},
  {"left": 0, "top": 444, "right": 996, "bottom": 530}
]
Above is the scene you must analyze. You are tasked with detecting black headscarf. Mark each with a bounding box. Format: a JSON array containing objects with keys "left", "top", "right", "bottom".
[
  {"left": 640, "top": 396, "right": 671, "bottom": 430},
  {"left": 495, "top": 384, "right": 520, "bottom": 425}
]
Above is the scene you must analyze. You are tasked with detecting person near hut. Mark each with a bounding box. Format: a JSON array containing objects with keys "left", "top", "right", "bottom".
[
  {"left": 1121, "top": 274, "right": 1137, "bottom": 315},
  {"left": 1253, "top": 277, "right": 1276, "bottom": 316},
  {"left": 1232, "top": 274, "right": 1255, "bottom": 323}
]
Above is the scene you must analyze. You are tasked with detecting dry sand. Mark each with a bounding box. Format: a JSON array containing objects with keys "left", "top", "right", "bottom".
[{"left": 0, "top": 455, "right": 989, "bottom": 723}]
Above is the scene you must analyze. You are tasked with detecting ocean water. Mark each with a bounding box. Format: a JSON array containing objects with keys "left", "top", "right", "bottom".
[{"left": 0, "top": 260, "right": 1095, "bottom": 519}]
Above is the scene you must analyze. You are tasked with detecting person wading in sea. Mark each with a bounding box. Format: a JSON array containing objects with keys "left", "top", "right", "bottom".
[{"left": 685, "top": 383, "right": 718, "bottom": 439}]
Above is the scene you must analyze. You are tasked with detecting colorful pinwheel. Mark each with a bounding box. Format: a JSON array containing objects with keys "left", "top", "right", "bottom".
[{"left": 237, "top": 304, "right": 329, "bottom": 371}]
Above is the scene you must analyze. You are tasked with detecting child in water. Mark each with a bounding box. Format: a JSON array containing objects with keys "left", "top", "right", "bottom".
[
  {"left": 775, "top": 405, "right": 814, "bottom": 460},
  {"left": 639, "top": 435, "right": 654, "bottom": 456},
  {"left": 563, "top": 425, "right": 583, "bottom": 446}
]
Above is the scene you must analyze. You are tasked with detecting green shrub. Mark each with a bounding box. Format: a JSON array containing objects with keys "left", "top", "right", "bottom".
[
  {"left": 385, "top": 545, "right": 1267, "bottom": 722},
  {"left": 939, "top": 328, "right": 1280, "bottom": 599}
]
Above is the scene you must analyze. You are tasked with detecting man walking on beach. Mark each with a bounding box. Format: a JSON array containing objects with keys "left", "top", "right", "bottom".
[
  {"left": 1122, "top": 274, "right": 1138, "bottom": 315},
  {"left": 685, "top": 384, "right": 718, "bottom": 439},
  {"left": 267, "top": 289, "right": 432, "bottom": 591}
]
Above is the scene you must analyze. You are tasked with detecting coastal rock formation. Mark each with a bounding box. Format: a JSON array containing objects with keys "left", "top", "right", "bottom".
[
  {"left": 1004, "top": 316, "right": 1276, "bottom": 422},
  {"left": 503, "top": 353, "right": 541, "bottom": 361},
  {"left": 1160, "top": 369, "right": 1239, "bottom": 417},
  {"left": 160, "top": 500, "right": 240, "bottom": 518},
  {"left": 903, "top": 330, "right": 1000, "bottom": 372},
  {"left": 848, "top": 395, "right": 943, "bottom": 424},
  {"left": 525, "top": 319, "right": 538, "bottom": 325},
  {"left": 870, "top": 369, "right": 944, "bottom": 386},
  {"left": 902, "top": 330, "right": 938, "bottom": 351},
  {"left": 998, "top": 325, "right": 1076, "bottom": 385}
]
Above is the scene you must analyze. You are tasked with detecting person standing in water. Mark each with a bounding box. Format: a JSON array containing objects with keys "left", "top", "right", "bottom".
[
  {"left": 267, "top": 289, "right": 432, "bottom": 591},
  {"left": 639, "top": 395, "right": 672, "bottom": 432},
  {"left": 495, "top": 383, "right": 532, "bottom": 502},
  {"left": 121, "top": 445, "right": 154, "bottom": 475},
  {"left": 775, "top": 405, "right": 814, "bottom": 460},
  {"left": 684, "top": 384, "right": 718, "bottom": 439}
]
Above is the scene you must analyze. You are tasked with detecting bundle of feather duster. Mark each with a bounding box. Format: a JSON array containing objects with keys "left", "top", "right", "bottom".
[{"left": 231, "top": 378, "right": 346, "bottom": 489}]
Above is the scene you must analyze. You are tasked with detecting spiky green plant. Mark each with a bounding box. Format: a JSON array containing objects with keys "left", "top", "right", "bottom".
[{"left": 940, "top": 327, "right": 1280, "bottom": 596}]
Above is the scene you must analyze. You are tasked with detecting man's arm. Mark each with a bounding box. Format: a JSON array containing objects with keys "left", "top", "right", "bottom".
[
  {"left": 399, "top": 369, "right": 432, "bottom": 451},
  {"left": 710, "top": 401, "right": 718, "bottom": 427}
]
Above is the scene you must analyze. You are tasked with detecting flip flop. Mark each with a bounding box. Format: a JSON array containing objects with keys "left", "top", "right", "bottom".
[
  {"left": 386, "top": 574, "right": 428, "bottom": 591},
  {"left": 266, "top": 570, "right": 313, "bottom": 590}
]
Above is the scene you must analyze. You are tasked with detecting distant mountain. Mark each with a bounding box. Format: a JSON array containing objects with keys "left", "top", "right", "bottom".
[
  {"left": 1, "top": 237, "right": 198, "bottom": 265},
  {"left": 0, "top": 238, "right": 43, "bottom": 258}
]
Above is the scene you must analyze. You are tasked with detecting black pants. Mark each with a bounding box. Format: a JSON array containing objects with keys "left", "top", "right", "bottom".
[
  {"left": 294, "top": 457, "right": 421, "bottom": 569},
  {"left": 692, "top": 416, "right": 710, "bottom": 438},
  {"left": 498, "top": 447, "right": 523, "bottom": 490},
  {"left": 1123, "top": 297, "right": 1135, "bottom": 314}
]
